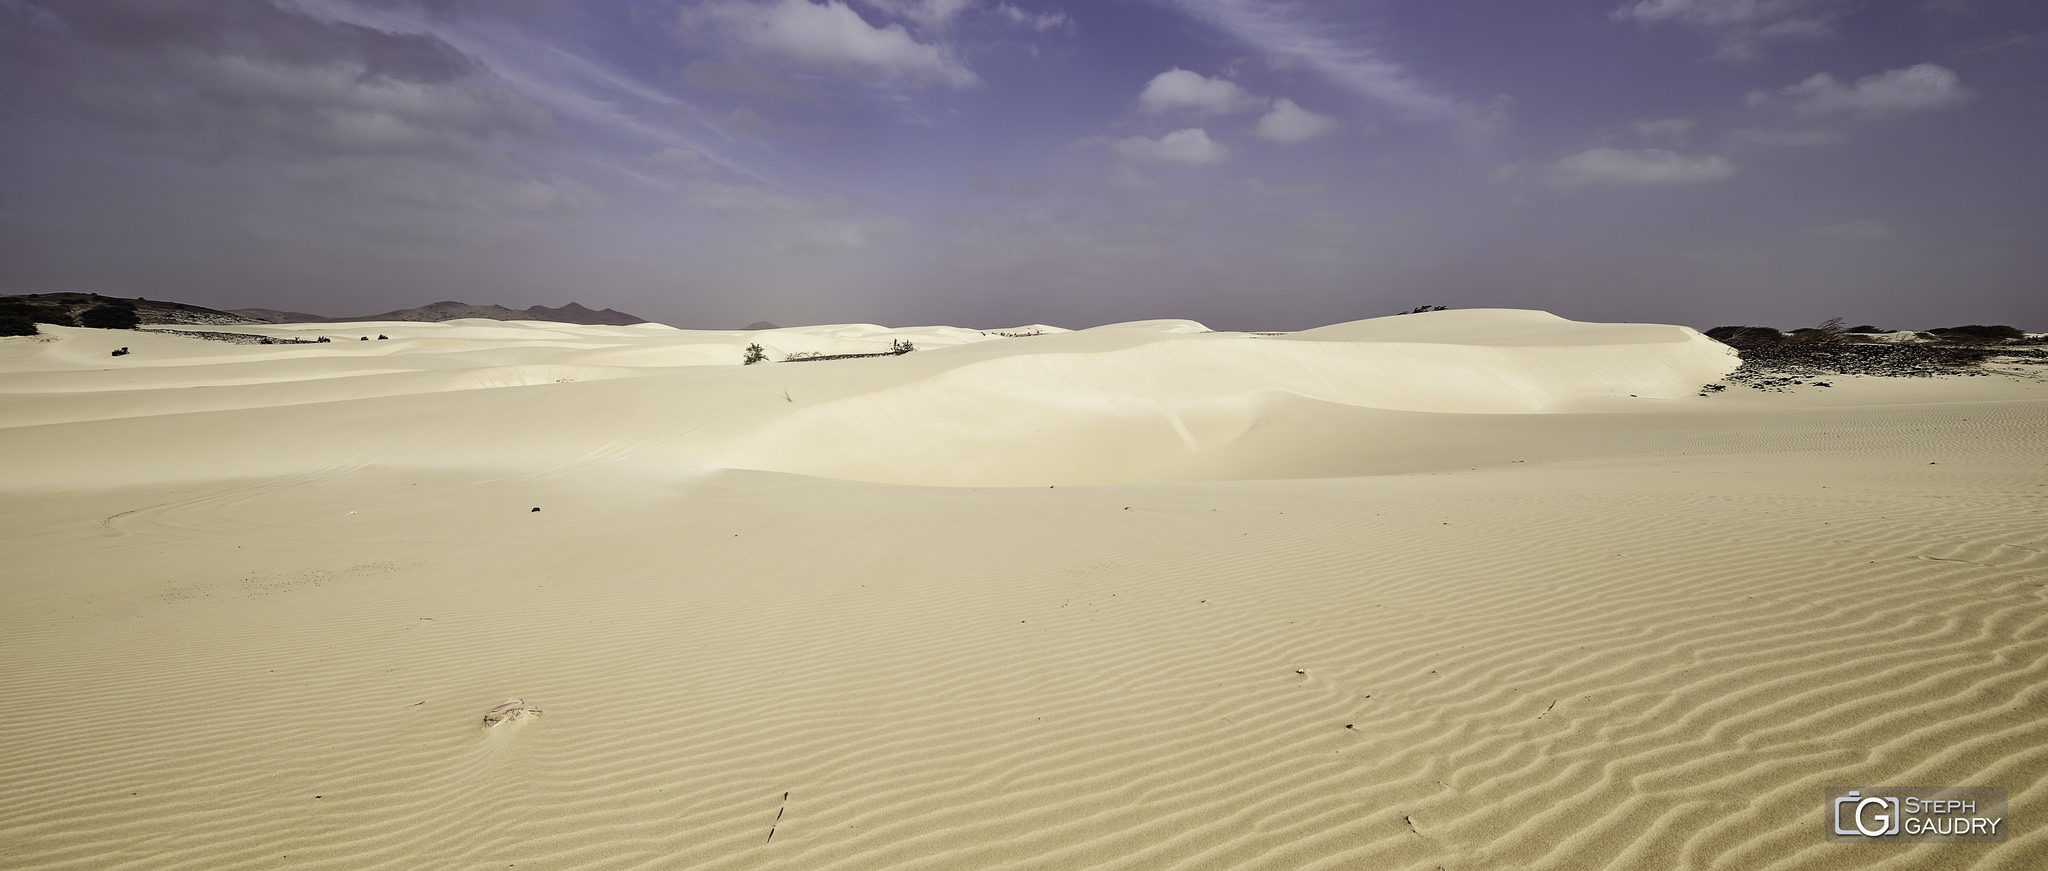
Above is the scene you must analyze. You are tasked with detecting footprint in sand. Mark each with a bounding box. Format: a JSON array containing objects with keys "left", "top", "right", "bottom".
[{"left": 483, "top": 698, "right": 543, "bottom": 727}]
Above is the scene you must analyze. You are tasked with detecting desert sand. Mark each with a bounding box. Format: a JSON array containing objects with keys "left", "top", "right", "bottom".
[{"left": 1, "top": 309, "right": 2043, "bottom": 870}]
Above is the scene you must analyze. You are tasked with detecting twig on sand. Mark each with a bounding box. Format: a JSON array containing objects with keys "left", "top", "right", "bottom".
[{"left": 767, "top": 791, "right": 788, "bottom": 844}]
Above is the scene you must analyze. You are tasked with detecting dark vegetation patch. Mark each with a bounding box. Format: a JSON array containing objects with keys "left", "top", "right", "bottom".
[
  {"left": 79, "top": 303, "right": 141, "bottom": 330},
  {"left": 761, "top": 339, "right": 916, "bottom": 364},
  {"left": 0, "top": 297, "right": 80, "bottom": 333},
  {"left": 1928, "top": 324, "right": 2026, "bottom": 342},
  {"left": 1700, "top": 317, "right": 2046, "bottom": 393},
  {"left": 780, "top": 350, "right": 906, "bottom": 363},
  {"left": 139, "top": 329, "right": 275, "bottom": 345}
]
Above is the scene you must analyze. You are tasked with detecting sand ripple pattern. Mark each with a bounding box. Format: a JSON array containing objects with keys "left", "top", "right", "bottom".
[{"left": 3, "top": 417, "right": 2045, "bottom": 869}]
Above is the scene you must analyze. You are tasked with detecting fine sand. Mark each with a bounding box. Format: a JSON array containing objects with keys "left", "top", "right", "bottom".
[{"left": 1, "top": 309, "right": 2043, "bottom": 870}]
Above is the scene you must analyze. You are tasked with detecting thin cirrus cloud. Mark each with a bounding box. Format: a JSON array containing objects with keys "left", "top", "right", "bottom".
[
  {"left": 994, "top": 3, "right": 1068, "bottom": 32},
  {"left": 856, "top": 0, "right": 1065, "bottom": 31},
  {"left": 1543, "top": 147, "right": 1736, "bottom": 190},
  {"left": 680, "top": 0, "right": 980, "bottom": 90},
  {"left": 1611, "top": 0, "right": 1853, "bottom": 61},
  {"left": 1161, "top": 0, "right": 1475, "bottom": 125},
  {"left": 1747, "top": 63, "right": 1973, "bottom": 119},
  {"left": 290, "top": 0, "right": 764, "bottom": 179},
  {"left": 854, "top": 0, "right": 975, "bottom": 28},
  {"left": 1111, "top": 128, "right": 1230, "bottom": 165},
  {"left": 5, "top": 0, "right": 552, "bottom": 162},
  {"left": 1731, "top": 127, "right": 1840, "bottom": 147}
]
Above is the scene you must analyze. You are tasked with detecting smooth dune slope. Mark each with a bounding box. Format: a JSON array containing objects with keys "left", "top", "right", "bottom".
[
  {"left": 2, "top": 310, "right": 2044, "bottom": 871},
  {"left": 717, "top": 310, "right": 1735, "bottom": 485}
]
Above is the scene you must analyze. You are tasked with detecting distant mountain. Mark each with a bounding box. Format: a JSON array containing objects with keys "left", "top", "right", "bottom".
[
  {"left": 523, "top": 302, "right": 647, "bottom": 325},
  {"left": 231, "top": 307, "right": 339, "bottom": 324},
  {"left": 232, "top": 301, "right": 650, "bottom": 325},
  {"left": 354, "top": 301, "right": 540, "bottom": 323},
  {"left": 3, "top": 292, "right": 652, "bottom": 333}
]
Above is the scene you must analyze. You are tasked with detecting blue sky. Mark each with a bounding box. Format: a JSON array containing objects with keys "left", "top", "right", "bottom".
[{"left": 2, "top": 0, "right": 2043, "bottom": 329}]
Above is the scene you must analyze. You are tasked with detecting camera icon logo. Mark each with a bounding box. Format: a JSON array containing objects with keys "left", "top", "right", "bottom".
[{"left": 1834, "top": 791, "right": 1901, "bottom": 837}]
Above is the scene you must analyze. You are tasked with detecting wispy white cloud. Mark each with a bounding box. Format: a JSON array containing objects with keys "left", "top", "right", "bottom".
[
  {"left": 856, "top": 0, "right": 975, "bottom": 28},
  {"left": 1161, "top": 0, "right": 1478, "bottom": 126},
  {"left": 1255, "top": 98, "right": 1336, "bottom": 143},
  {"left": 994, "top": 3, "right": 1068, "bottom": 32},
  {"left": 292, "top": 1, "right": 912, "bottom": 246},
  {"left": 1132, "top": 68, "right": 1332, "bottom": 144},
  {"left": 682, "top": 0, "right": 980, "bottom": 90},
  {"left": 1963, "top": 29, "right": 2048, "bottom": 54},
  {"left": 1111, "top": 128, "right": 1230, "bottom": 165},
  {"left": 1730, "top": 127, "right": 1840, "bottom": 147},
  {"left": 286, "top": 0, "right": 761, "bottom": 179},
  {"left": 1543, "top": 147, "right": 1736, "bottom": 189},
  {"left": 1138, "top": 68, "right": 1262, "bottom": 114},
  {"left": 1612, "top": 0, "right": 1854, "bottom": 61},
  {"left": 1747, "top": 63, "right": 1974, "bottom": 119}
]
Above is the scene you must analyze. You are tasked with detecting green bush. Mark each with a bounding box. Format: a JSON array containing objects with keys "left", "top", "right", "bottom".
[
  {"left": 0, "top": 317, "right": 37, "bottom": 337},
  {"left": 743, "top": 343, "right": 767, "bottom": 365},
  {"left": 890, "top": 338, "right": 915, "bottom": 355},
  {"left": 79, "top": 304, "right": 140, "bottom": 330}
]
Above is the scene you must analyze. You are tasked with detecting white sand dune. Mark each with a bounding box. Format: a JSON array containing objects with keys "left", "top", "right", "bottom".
[
  {"left": 2, "top": 309, "right": 2044, "bottom": 870},
  {"left": 0, "top": 310, "right": 1737, "bottom": 487}
]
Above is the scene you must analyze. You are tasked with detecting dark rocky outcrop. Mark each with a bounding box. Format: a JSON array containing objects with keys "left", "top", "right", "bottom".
[
  {"left": 4, "top": 292, "right": 260, "bottom": 328},
  {"left": 1702, "top": 322, "right": 2045, "bottom": 391}
]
